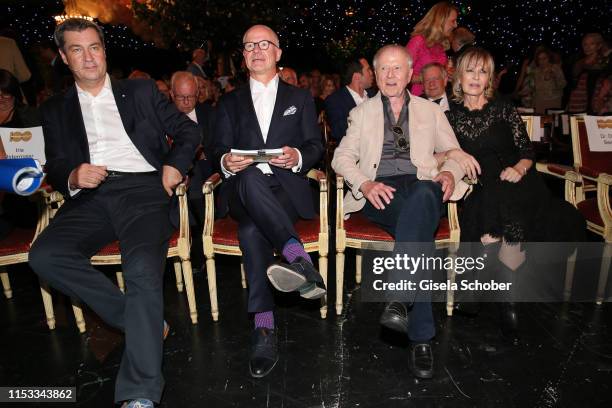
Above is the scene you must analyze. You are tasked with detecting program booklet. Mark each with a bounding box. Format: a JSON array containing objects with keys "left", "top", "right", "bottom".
[{"left": 230, "top": 148, "right": 284, "bottom": 163}]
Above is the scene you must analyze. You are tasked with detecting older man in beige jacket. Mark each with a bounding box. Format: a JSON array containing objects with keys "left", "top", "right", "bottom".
[{"left": 332, "top": 44, "right": 467, "bottom": 380}]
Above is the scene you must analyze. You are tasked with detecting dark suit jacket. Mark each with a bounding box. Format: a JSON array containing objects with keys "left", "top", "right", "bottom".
[
  {"left": 213, "top": 80, "right": 324, "bottom": 219},
  {"left": 187, "top": 103, "right": 215, "bottom": 203},
  {"left": 40, "top": 78, "right": 200, "bottom": 200},
  {"left": 324, "top": 86, "right": 375, "bottom": 142}
]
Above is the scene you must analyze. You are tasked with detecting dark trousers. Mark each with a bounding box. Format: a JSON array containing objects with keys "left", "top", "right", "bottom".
[
  {"left": 229, "top": 167, "right": 299, "bottom": 313},
  {"left": 362, "top": 174, "right": 443, "bottom": 342},
  {"left": 29, "top": 174, "right": 172, "bottom": 404}
]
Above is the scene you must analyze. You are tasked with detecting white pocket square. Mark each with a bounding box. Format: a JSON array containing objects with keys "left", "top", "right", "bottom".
[{"left": 283, "top": 106, "right": 297, "bottom": 116}]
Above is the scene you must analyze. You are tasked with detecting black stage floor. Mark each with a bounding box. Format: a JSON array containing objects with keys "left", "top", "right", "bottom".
[{"left": 1, "top": 253, "right": 611, "bottom": 408}]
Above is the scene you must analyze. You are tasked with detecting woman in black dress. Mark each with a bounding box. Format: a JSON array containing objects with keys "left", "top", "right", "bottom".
[
  {"left": 440, "top": 48, "right": 585, "bottom": 340},
  {"left": 0, "top": 69, "right": 41, "bottom": 239}
]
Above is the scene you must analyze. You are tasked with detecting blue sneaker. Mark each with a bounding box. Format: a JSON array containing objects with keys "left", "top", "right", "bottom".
[{"left": 121, "top": 399, "right": 154, "bottom": 408}]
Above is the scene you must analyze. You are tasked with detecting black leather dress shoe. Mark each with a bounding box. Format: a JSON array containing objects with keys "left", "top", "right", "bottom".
[
  {"left": 409, "top": 342, "right": 434, "bottom": 379},
  {"left": 379, "top": 302, "right": 409, "bottom": 335},
  {"left": 249, "top": 328, "right": 279, "bottom": 378},
  {"left": 498, "top": 302, "right": 520, "bottom": 345},
  {"left": 266, "top": 257, "right": 326, "bottom": 299}
]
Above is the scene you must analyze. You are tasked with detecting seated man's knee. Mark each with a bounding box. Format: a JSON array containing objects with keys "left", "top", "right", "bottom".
[
  {"left": 413, "top": 181, "right": 443, "bottom": 204},
  {"left": 236, "top": 166, "right": 266, "bottom": 185},
  {"left": 28, "top": 237, "right": 59, "bottom": 280},
  {"left": 238, "top": 221, "right": 263, "bottom": 244}
]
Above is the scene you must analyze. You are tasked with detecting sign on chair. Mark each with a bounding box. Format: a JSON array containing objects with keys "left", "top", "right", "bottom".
[
  {"left": 0, "top": 126, "right": 46, "bottom": 164},
  {"left": 584, "top": 116, "right": 612, "bottom": 152}
]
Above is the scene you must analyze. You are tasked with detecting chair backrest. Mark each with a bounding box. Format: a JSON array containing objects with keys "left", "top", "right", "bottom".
[
  {"left": 570, "top": 116, "right": 612, "bottom": 178},
  {"left": 521, "top": 116, "right": 534, "bottom": 140}
]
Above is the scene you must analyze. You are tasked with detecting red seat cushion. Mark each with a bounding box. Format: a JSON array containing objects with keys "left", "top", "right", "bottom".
[
  {"left": 345, "top": 213, "right": 450, "bottom": 241},
  {"left": 0, "top": 228, "right": 35, "bottom": 257},
  {"left": 95, "top": 230, "right": 181, "bottom": 256},
  {"left": 212, "top": 216, "right": 321, "bottom": 247},
  {"left": 577, "top": 198, "right": 603, "bottom": 226},
  {"left": 547, "top": 164, "right": 573, "bottom": 176}
]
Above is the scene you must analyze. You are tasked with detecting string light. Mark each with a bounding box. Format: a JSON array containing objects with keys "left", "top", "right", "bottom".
[{"left": 1, "top": 0, "right": 610, "bottom": 62}]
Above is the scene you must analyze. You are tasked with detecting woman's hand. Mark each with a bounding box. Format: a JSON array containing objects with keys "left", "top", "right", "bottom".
[
  {"left": 446, "top": 149, "right": 481, "bottom": 181},
  {"left": 500, "top": 166, "right": 523, "bottom": 183}
]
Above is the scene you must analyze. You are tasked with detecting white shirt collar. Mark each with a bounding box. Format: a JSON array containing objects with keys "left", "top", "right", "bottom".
[
  {"left": 346, "top": 85, "right": 367, "bottom": 105},
  {"left": 250, "top": 74, "right": 279, "bottom": 93},
  {"left": 75, "top": 73, "right": 112, "bottom": 98}
]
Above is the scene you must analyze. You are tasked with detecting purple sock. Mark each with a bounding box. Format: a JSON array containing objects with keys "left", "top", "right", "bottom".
[
  {"left": 282, "top": 238, "right": 312, "bottom": 264},
  {"left": 254, "top": 311, "right": 275, "bottom": 330}
]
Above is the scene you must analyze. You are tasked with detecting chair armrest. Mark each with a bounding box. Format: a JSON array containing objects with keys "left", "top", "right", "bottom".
[
  {"left": 596, "top": 173, "right": 612, "bottom": 229},
  {"left": 203, "top": 173, "right": 222, "bottom": 195},
  {"left": 598, "top": 173, "right": 612, "bottom": 186},
  {"left": 446, "top": 201, "right": 460, "bottom": 242},
  {"left": 175, "top": 183, "right": 187, "bottom": 196},
  {"left": 336, "top": 176, "right": 345, "bottom": 231},
  {"left": 536, "top": 162, "right": 580, "bottom": 181},
  {"left": 202, "top": 173, "right": 222, "bottom": 239},
  {"left": 307, "top": 168, "right": 327, "bottom": 191},
  {"left": 173, "top": 183, "right": 190, "bottom": 241}
]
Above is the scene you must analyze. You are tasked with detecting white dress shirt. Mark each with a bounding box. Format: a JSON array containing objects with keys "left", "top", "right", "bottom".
[
  {"left": 428, "top": 93, "right": 449, "bottom": 112},
  {"left": 346, "top": 85, "right": 368, "bottom": 106},
  {"left": 69, "top": 74, "right": 155, "bottom": 195},
  {"left": 221, "top": 74, "right": 302, "bottom": 177},
  {"left": 186, "top": 108, "right": 198, "bottom": 123}
]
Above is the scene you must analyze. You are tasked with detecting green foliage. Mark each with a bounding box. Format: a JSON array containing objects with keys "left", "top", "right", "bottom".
[{"left": 131, "top": 0, "right": 286, "bottom": 50}]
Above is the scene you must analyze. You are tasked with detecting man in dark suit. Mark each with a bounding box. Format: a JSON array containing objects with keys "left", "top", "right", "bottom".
[
  {"left": 28, "top": 19, "right": 200, "bottom": 408},
  {"left": 324, "top": 57, "right": 374, "bottom": 142},
  {"left": 213, "top": 24, "right": 325, "bottom": 379},
  {"left": 186, "top": 48, "right": 208, "bottom": 79},
  {"left": 170, "top": 70, "right": 215, "bottom": 267}
]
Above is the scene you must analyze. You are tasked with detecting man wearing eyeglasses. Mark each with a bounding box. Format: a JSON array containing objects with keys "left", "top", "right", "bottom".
[
  {"left": 213, "top": 25, "right": 325, "bottom": 379},
  {"left": 332, "top": 44, "right": 468, "bottom": 380},
  {"left": 170, "top": 71, "right": 214, "bottom": 268}
]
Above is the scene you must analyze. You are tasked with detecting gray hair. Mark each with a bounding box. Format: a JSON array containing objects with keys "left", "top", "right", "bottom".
[
  {"left": 54, "top": 18, "right": 105, "bottom": 51},
  {"left": 170, "top": 71, "right": 198, "bottom": 92},
  {"left": 372, "top": 45, "right": 413, "bottom": 70},
  {"left": 420, "top": 62, "right": 447, "bottom": 82}
]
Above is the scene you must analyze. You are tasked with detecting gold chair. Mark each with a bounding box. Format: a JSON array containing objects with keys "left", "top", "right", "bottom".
[
  {"left": 334, "top": 176, "right": 461, "bottom": 316},
  {"left": 0, "top": 188, "right": 85, "bottom": 332},
  {"left": 537, "top": 116, "right": 612, "bottom": 302},
  {"left": 202, "top": 169, "right": 329, "bottom": 321},
  {"left": 44, "top": 183, "right": 198, "bottom": 325}
]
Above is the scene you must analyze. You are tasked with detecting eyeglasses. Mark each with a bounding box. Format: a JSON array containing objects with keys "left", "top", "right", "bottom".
[
  {"left": 174, "top": 95, "right": 197, "bottom": 102},
  {"left": 243, "top": 40, "right": 278, "bottom": 52},
  {"left": 392, "top": 126, "right": 409, "bottom": 151}
]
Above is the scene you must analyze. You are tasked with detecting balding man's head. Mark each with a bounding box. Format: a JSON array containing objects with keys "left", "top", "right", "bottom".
[
  {"left": 242, "top": 25, "right": 279, "bottom": 47},
  {"left": 192, "top": 48, "right": 206, "bottom": 65},
  {"left": 242, "top": 25, "right": 282, "bottom": 79},
  {"left": 279, "top": 67, "right": 298, "bottom": 86},
  {"left": 170, "top": 71, "right": 198, "bottom": 114},
  {"left": 373, "top": 45, "right": 414, "bottom": 99}
]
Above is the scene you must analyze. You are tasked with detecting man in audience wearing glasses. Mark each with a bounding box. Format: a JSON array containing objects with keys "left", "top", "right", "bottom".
[
  {"left": 213, "top": 25, "right": 325, "bottom": 379},
  {"left": 332, "top": 44, "right": 467, "bottom": 380}
]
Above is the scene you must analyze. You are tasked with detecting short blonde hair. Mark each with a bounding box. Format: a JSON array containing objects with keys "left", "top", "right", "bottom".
[
  {"left": 451, "top": 47, "right": 495, "bottom": 102},
  {"left": 411, "top": 1, "right": 458, "bottom": 49}
]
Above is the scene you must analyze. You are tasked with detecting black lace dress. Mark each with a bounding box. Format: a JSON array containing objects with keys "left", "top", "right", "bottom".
[{"left": 446, "top": 98, "right": 585, "bottom": 243}]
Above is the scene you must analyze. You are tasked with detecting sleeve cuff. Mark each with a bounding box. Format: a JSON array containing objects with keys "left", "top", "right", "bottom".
[
  {"left": 220, "top": 153, "right": 235, "bottom": 178},
  {"left": 67, "top": 181, "right": 81, "bottom": 197},
  {"left": 291, "top": 149, "right": 303, "bottom": 173}
]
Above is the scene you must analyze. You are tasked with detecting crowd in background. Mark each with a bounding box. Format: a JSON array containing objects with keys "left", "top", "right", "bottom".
[{"left": 1, "top": 23, "right": 611, "bottom": 129}]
